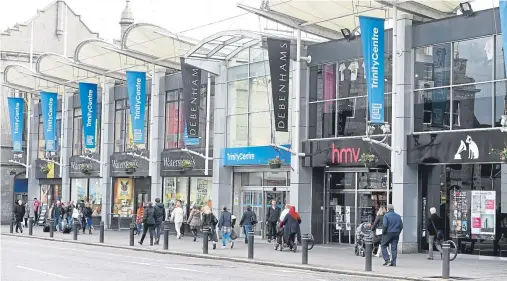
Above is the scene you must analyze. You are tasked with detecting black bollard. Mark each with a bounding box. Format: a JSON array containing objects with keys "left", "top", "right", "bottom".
[
  {"left": 9, "top": 217, "right": 14, "bottom": 233},
  {"left": 442, "top": 242, "right": 450, "bottom": 279},
  {"left": 202, "top": 228, "right": 209, "bottom": 254},
  {"left": 163, "top": 222, "right": 169, "bottom": 250},
  {"left": 99, "top": 221, "right": 105, "bottom": 243},
  {"left": 49, "top": 219, "right": 55, "bottom": 238},
  {"left": 28, "top": 218, "right": 33, "bottom": 235},
  {"left": 129, "top": 223, "right": 136, "bottom": 246},
  {"left": 365, "top": 236, "right": 373, "bottom": 272},
  {"left": 73, "top": 220, "right": 79, "bottom": 240},
  {"left": 302, "top": 234, "right": 309, "bottom": 264},
  {"left": 248, "top": 230, "right": 254, "bottom": 259}
]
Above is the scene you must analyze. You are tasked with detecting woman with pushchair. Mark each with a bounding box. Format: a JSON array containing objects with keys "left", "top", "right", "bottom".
[{"left": 280, "top": 206, "right": 301, "bottom": 252}]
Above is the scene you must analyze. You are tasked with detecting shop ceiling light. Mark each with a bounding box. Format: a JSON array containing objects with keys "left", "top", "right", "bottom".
[{"left": 459, "top": 2, "right": 473, "bottom": 18}]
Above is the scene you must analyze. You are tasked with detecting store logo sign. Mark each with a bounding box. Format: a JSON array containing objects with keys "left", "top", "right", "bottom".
[
  {"left": 330, "top": 144, "right": 361, "bottom": 164},
  {"left": 453, "top": 135, "right": 479, "bottom": 160}
]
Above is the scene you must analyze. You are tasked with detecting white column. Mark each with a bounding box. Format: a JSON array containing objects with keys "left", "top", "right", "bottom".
[
  {"left": 390, "top": 10, "right": 418, "bottom": 253},
  {"left": 99, "top": 80, "right": 115, "bottom": 227},
  {"left": 60, "top": 89, "right": 73, "bottom": 202},
  {"left": 149, "top": 67, "right": 165, "bottom": 201}
]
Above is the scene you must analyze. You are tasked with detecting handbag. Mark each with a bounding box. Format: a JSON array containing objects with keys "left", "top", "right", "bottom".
[
  {"left": 430, "top": 218, "right": 443, "bottom": 240},
  {"left": 230, "top": 229, "right": 238, "bottom": 240},
  {"left": 250, "top": 212, "right": 258, "bottom": 225},
  {"left": 376, "top": 228, "right": 383, "bottom": 236}
]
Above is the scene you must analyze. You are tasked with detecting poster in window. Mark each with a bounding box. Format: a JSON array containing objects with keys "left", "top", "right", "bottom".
[
  {"left": 471, "top": 191, "right": 496, "bottom": 238},
  {"left": 345, "top": 206, "right": 351, "bottom": 231},
  {"left": 450, "top": 190, "right": 469, "bottom": 238},
  {"left": 113, "top": 178, "right": 134, "bottom": 217}
]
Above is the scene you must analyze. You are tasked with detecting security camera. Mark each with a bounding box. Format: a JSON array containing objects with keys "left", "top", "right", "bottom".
[{"left": 381, "top": 124, "right": 391, "bottom": 134}]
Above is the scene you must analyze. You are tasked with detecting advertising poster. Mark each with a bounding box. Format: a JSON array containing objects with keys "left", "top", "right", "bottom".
[
  {"left": 471, "top": 191, "right": 496, "bottom": 237},
  {"left": 450, "top": 190, "right": 468, "bottom": 238},
  {"left": 345, "top": 206, "right": 351, "bottom": 231},
  {"left": 335, "top": 205, "right": 343, "bottom": 231},
  {"left": 113, "top": 178, "right": 134, "bottom": 217}
]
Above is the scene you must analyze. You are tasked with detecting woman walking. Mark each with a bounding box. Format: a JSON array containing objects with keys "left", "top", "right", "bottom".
[
  {"left": 136, "top": 203, "right": 145, "bottom": 235},
  {"left": 371, "top": 206, "right": 386, "bottom": 257},
  {"left": 138, "top": 202, "right": 156, "bottom": 246},
  {"left": 201, "top": 205, "right": 217, "bottom": 250},
  {"left": 281, "top": 206, "right": 301, "bottom": 252},
  {"left": 82, "top": 203, "right": 93, "bottom": 234},
  {"left": 187, "top": 205, "right": 201, "bottom": 241},
  {"left": 170, "top": 201, "right": 184, "bottom": 239}
]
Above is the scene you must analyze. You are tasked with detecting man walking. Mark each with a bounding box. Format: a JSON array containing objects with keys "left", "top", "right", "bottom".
[
  {"left": 266, "top": 200, "right": 281, "bottom": 243},
  {"left": 381, "top": 204, "right": 403, "bottom": 267},
  {"left": 33, "top": 198, "right": 40, "bottom": 225},
  {"left": 427, "top": 207, "right": 443, "bottom": 260},
  {"left": 13, "top": 200, "right": 25, "bottom": 233},
  {"left": 153, "top": 198, "right": 166, "bottom": 245}
]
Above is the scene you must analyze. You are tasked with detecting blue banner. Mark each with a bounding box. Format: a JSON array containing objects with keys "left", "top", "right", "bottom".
[
  {"left": 79, "top": 83, "right": 98, "bottom": 149},
  {"left": 359, "top": 16, "right": 385, "bottom": 125},
  {"left": 126, "top": 71, "right": 147, "bottom": 144},
  {"left": 500, "top": 1, "right": 507, "bottom": 77},
  {"left": 40, "top": 92, "right": 58, "bottom": 151},
  {"left": 7, "top": 97, "right": 24, "bottom": 152},
  {"left": 223, "top": 145, "right": 291, "bottom": 166},
  {"left": 183, "top": 125, "right": 200, "bottom": 146}
]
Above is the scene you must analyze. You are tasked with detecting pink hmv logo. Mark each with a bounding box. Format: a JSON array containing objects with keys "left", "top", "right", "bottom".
[{"left": 330, "top": 144, "right": 361, "bottom": 164}]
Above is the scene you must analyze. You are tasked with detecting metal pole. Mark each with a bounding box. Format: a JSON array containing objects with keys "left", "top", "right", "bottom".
[
  {"left": 365, "top": 237, "right": 373, "bottom": 272},
  {"left": 163, "top": 221, "right": 169, "bottom": 250},
  {"left": 442, "top": 242, "right": 450, "bottom": 279},
  {"left": 49, "top": 218, "right": 55, "bottom": 238},
  {"left": 99, "top": 221, "right": 105, "bottom": 243},
  {"left": 202, "top": 228, "right": 209, "bottom": 254},
  {"left": 129, "top": 222, "right": 136, "bottom": 246},
  {"left": 28, "top": 218, "right": 33, "bottom": 235},
  {"left": 73, "top": 220, "right": 79, "bottom": 240},
  {"left": 9, "top": 217, "right": 14, "bottom": 233},
  {"left": 26, "top": 93, "right": 32, "bottom": 179},
  {"left": 248, "top": 230, "right": 254, "bottom": 259},
  {"left": 302, "top": 234, "right": 309, "bottom": 264},
  {"left": 204, "top": 73, "right": 211, "bottom": 176}
]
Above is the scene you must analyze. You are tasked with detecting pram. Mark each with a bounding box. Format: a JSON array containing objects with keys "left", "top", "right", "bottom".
[
  {"left": 274, "top": 224, "right": 298, "bottom": 252},
  {"left": 354, "top": 222, "right": 379, "bottom": 257}
]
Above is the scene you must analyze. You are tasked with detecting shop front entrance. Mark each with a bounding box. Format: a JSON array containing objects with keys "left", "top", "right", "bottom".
[{"left": 324, "top": 169, "right": 391, "bottom": 244}]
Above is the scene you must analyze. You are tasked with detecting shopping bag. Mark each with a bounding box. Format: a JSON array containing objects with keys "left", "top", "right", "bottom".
[{"left": 230, "top": 229, "right": 238, "bottom": 240}]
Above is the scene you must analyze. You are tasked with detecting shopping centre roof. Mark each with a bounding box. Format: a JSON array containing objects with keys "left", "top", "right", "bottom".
[
  {"left": 3, "top": 64, "right": 74, "bottom": 94},
  {"left": 238, "top": 0, "right": 464, "bottom": 40}
]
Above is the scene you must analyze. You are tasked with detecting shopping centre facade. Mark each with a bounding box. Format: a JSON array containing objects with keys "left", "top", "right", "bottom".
[{"left": 2, "top": 1, "right": 507, "bottom": 256}]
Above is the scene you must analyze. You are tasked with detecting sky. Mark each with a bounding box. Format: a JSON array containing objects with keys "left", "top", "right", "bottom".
[{"left": 0, "top": 0, "right": 500, "bottom": 42}]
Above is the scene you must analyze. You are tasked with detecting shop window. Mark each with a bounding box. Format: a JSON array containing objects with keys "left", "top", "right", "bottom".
[
  {"left": 414, "top": 43, "right": 451, "bottom": 90},
  {"left": 494, "top": 81, "right": 507, "bottom": 127},
  {"left": 72, "top": 107, "right": 101, "bottom": 155},
  {"left": 241, "top": 172, "right": 263, "bottom": 186},
  {"left": 112, "top": 178, "right": 134, "bottom": 217},
  {"left": 165, "top": 100, "right": 183, "bottom": 148},
  {"left": 452, "top": 36, "right": 494, "bottom": 85},
  {"left": 113, "top": 98, "right": 150, "bottom": 152},
  {"left": 163, "top": 177, "right": 189, "bottom": 216},
  {"left": 452, "top": 82, "right": 493, "bottom": 129},
  {"left": 70, "top": 178, "right": 102, "bottom": 216},
  {"left": 263, "top": 171, "right": 287, "bottom": 186},
  {"left": 413, "top": 88, "right": 452, "bottom": 132},
  {"left": 190, "top": 178, "right": 212, "bottom": 209}
]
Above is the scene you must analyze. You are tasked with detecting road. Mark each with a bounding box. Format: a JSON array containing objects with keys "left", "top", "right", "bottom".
[{"left": 0, "top": 235, "right": 401, "bottom": 281}]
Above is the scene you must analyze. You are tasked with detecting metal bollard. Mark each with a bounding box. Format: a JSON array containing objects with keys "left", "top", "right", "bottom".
[
  {"left": 99, "top": 221, "right": 105, "bottom": 243},
  {"left": 129, "top": 223, "right": 136, "bottom": 246},
  {"left": 302, "top": 234, "right": 309, "bottom": 264},
  {"left": 9, "top": 217, "right": 14, "bottom": 233},
  {"left": 28, "top": 218, "right": 34, "bottom": 235},
  {"left": 202, "top": 228, "right": 209, "bottom": 254},
  {"left": 49, "top": 219, "right": 55, "bottom": 238},
  {"left": 73, "top": 220, "right": 79, "bottom": 240},
  {"left": 442, "top": 242, "right": 450, "bottom": 279},
  {"left": 364, "top": 237, "right": 373, "bottom": 272},
  {"left": 163, "top": 222, "right": 169, "bottom": 250},
  {"left": 248, "top": 230, "right": 254, "bottom": 259}
]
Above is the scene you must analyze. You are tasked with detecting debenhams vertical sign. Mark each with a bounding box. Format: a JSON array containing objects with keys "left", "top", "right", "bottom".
[{"left": 267, "top": 38, "right": 290, "bottom": 132}]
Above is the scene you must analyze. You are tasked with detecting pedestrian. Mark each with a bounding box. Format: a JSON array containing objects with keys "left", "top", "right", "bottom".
[
  {"left": 239, "top": 205, "right": 257, "bottom": 244},
  {"left": 187, "top": 205, "right": 201, "bottom": 242},
  {"left": 153, "top": 198, "right": 166, "bottom": 245},
  {"left": 23, "top": 202, "right": 30, "bottom": 228},
  {"left": 201, "top": 205, "right": 218, "bottom": 250},
  {"left": 52, "top": 201, "right": 63, "bottom": 232},
  {"left": 427, "top": 207, "right": 443, "bottom": 260},
  {"left": 136, "top": 202, "right": 145, "bottom": 235},
  {"left": 138, "top": 202, "right": 156, "bottom": 246},
  {"left": 381, "top": 204, "right": 403, "bottom": 267},
  {"left": 33, "top": 198, "right": 40, "bottom": 225},
  {"left": 218, "top": 206, "right": 234, "bottom": 249},
  {"left": 279, "top": 204, "right": 290, "bottom": 222},
  {"left": 280, "top": 206, "right": 301, "bottom": 252},
  {"left": 370, "top": 206, "right": 386, "bottom": 257},
  {"left": 13, "top": 200, "right": 25, "bottom": 233},
  {"left": 170, "top": 200, "right": 184, "bottom": 239},
  {"left": 65, "top": 201, "right": 75, "bottom": 226},
  {"left": 266, "top": 200, "right": 281, "bottom": 243},
  {"left": 82, "top": 202, "right": 93, "bottom": 234}
]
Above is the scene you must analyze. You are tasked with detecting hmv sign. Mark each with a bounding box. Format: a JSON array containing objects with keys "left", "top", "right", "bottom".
[{"left": 330, "top": 144, "right": 361, "bottom": 164}]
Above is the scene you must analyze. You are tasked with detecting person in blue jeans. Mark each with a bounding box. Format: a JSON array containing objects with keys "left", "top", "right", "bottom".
[
  {"left": 218, "top": 206, "right": 234, "bottom": 249},
  {"left": 51, "top": 201, "right": 63, "bottom": 232},
  {"left": 381, "top": 204, "right": 403, "bottom": 267},
  {"left": 239, "top": 205, "right": 257, "bottom": 244}
]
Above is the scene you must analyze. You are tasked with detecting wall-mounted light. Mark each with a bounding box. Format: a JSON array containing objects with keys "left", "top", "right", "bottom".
[
  {"left": 341, "top": 26, "right": 360, "bottom": 42},
  {"left": 459, "top": 2, "right": 474, "bottom": 18}
]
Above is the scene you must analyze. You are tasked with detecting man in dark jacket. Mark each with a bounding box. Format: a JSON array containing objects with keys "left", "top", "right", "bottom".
[
  {"left": 13, "top": 200, "right": 25, "bottom": 233},
  {"left": 218, "top": 206, "right": 234, "bottom": 248},
  {"left": 153, "top": 198, "right": 166, "bottom": 245},
  {"left": 266, "top": 200, "right": 281, "bottom": 242},
  {"left": 427, "top": 207, "right": 443, "bottom": 260},
  {"left": 52, "top": 201, "right": 63, "bottom": 232},
  {"left": 139, "top": 202, "right": 156, "bottom": 246},
  {"left": 381, "top": 204, "right": 403, "bottom": 267},
  {"left": 239, "top": 205, "right": 257, "bottom": 244}
]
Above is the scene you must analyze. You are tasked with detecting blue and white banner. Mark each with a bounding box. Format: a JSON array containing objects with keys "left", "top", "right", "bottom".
[
  {"left": 7, "top": 97, "right": 24, "bottom": 152},
  {"left": 183, "top": 125, "right": 200, "bottom": 146},
  {"left": 126, "top": 71, "right": 147, "bottom": 144},
  {"left": 500, "top": 1, "right": 507, "bottom": 76},
  {"left": 359, "top": 16, "right": 385, "bottom": 125},
  {"left": 79, "top": 82, "right": 98, "bottom": 149},
  {"left": 40, "top": 92, "right": 58, "bottom": 151},
  {"left": 223, "top": 145, "right": 291, "bottom": 166}
]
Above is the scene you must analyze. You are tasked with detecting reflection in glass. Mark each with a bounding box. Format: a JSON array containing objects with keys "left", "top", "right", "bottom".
[
  {"left": 453, "top": 37, "right": 494, "bottom": 85},
  {"left": 414, "top": 44, "right": 451, "bottom": 89},
  {"left": 227, "top": 114, "right": 248, "bottom": 147},
  {"left": 249, "top": 111, "right": 271, "bottom": 146},
  {"left": 338, "top": 60, "right": 366, "bottom": 99},
  {"left": 452, "top": 83, "right": 493, "bottom": 129},
  {"left": 414, "top": 88, "right": 452, "bottom": 132},
  {"left": 309, "top": 102, "right": 336, "bottom": 138},
  {"left": 228, "top": 80, "right": 249, "bottom": 115},
  {"left": 495, "top": 35, "right": 506, "bottom": 80},
  {"left": 494, "top": 81, "right": 507, "bottom": 127},
  {"left": 250, "top": 77, "right": 271, "bottom": 112}
]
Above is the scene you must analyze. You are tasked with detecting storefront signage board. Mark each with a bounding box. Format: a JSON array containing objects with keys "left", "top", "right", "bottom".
[
  {"left": 267, "top": 38, "right": 290, "bottom": 132},
  {"left": 160, "top": 149, "right": 211, "bottom": 176},
  {"left": 180, "top": 58, "right": 202, "bottom": 139},
  {"left": 222, "top": 144, "right": 291, "bottom": 166},
  {"left": 110, "top": 153, "right": 149, "bottom": 177},
  {"left": 69, "top": 155, "right": 100, "bottom": 178}
]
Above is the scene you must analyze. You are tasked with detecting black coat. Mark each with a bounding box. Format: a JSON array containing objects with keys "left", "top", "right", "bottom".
[
  {"left": 153, "top": 203, "right": 166, "bottom": 224},
  {"left": 202, "top": 212, "right": 217, "bottom": 228},
  {"left": 13, "top": 204, "right": 25, "bottom": 222},
  {"left": 143, "top": 206, "right": 156, "bottom": 225},
  {"left": 427, "top": 214, "right": 441, "bottom": 236},
  {"left": 282, "top": 214, "right": 301, "bottom": 242},
  {"left": 239, "top": 210, "right": 256, "bottom": 226},
  {"left": 266, "top": 207, "right": 281, "bottom": 223},
  {"left": 83, "top": 207, "right": 93, "bottom": 218}
]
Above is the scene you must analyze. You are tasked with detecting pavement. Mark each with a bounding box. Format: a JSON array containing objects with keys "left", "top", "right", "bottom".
[{"left": 2, "top": 225, "right": 507, "bottom": 280}]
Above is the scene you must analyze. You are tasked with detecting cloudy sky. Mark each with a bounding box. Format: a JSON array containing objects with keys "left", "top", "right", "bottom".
[{"left": 0, "top": 0, "right": 500, "bottom": 42}]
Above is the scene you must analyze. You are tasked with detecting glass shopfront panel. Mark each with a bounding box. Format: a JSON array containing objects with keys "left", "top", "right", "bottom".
[
  {"left": 163, "top": 177, "right": 212, "bottom": 218},
  {"left": 70, "top": 178, "right": 102, "bottom": 216}
]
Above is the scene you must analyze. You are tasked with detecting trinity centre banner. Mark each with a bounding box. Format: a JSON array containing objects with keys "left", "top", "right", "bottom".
[
  {"left": 7, "top": 97, "right": 24, "bottom": 152},
  {"left": 180, "top": 57, "right": 201, "bottom": 139},
  {"left": 40, "top": 92, "right": 58, "bottom": 151},
  {"left": 359, "top": 16, "right": 385, "bottom": 125},
  {"left": 78, "top": 82, "right": 98, "bottom": 149},
  {"left": 267, "top": 38, "right": 290, "bottom": 132},
  {"left": 126, "top": 71, "right": 147, "bottom": 144}
]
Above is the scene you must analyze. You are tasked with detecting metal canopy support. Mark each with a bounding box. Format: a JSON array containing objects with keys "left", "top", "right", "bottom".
[{"left": 375, "top": 0, "right": 450, "bottom": 19}]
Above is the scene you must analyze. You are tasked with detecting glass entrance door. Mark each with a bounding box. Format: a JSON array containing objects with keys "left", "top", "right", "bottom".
[{"left": 241, "top": 190, "right": 263, "bottom": 237}]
